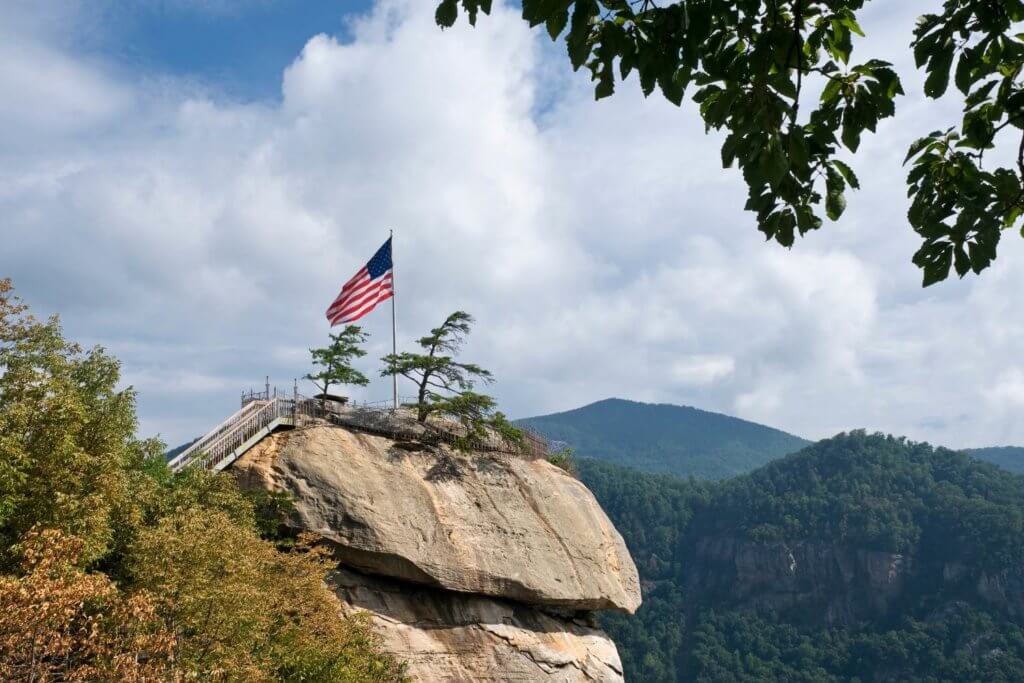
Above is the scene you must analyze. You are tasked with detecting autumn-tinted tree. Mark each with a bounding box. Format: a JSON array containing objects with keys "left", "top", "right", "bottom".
[
  {"left": 0, "top": 278, "right": 161, "bottom": 567},
  {"left": 0, "top": 529, "right": 175, "bottom": 682},
  {"left": 306, "top": 325, "right": 370, "bottom": 406},
  {"left": 0, "top": 280, "right": 405, "bottom": 681},
  {"left": 436, "top": 1, "right": 1024, "bottom": 286},
  {"left": 128, "top": 507, "right": 404, "bottom": 681}
]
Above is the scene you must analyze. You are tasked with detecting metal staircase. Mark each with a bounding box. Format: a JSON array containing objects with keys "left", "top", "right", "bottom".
[{"left": 168, "top": 396, "right": 314, "bottom": 473}]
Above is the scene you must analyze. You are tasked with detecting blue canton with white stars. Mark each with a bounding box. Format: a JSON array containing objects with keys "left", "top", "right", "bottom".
[{"left": 366, "top": 238, "right": 393, "bottom": 279}]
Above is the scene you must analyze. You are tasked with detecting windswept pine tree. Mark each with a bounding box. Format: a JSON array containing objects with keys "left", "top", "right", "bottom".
[
  {"left": 381, "top": 311, "right": 522, "bottom": 450},
  {"left": 306, "top": 325, "right": 370, "bottom": 406}
]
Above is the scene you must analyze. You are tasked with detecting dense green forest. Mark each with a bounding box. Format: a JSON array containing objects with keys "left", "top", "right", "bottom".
[
  {"left": 520, "top": 398, "right": 810, "bottom": 479},
  {"left": 580, "top": 432, "right": 1024, "bottom": 681}
]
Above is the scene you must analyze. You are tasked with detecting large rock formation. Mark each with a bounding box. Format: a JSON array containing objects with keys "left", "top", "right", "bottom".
[
  {"left": 330, "top": 568, "right": 623, "bottom": 682},
  {"left": 233, "top": 420, "right": 639, "bottom": 681}
]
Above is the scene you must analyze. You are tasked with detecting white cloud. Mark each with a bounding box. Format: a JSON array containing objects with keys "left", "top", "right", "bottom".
[
  {"left": 3, "top": 0, "right": 1024, "bottom": 452},
  {"left": 671, "top": 356, "right": 736, "bottom": 386},
  {"left": 988, "top": 370, "right": 1024, "bottom": 408},
  {"left": 0, "top": 31, "right": 132, "bottom": 143}
]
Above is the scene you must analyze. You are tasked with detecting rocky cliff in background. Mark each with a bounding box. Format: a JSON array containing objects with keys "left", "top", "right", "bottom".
[
  {"left": 685, "top": 535, "right": 1024, "bottom": 628},
  {"left": 683, "top": 537, "right": 910, "bottom": 626},
  {"left": 233, "top": 421, "right": 640, "bottom": 681}
]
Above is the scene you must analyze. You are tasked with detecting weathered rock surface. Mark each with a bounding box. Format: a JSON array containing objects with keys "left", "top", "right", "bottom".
[
  {"left": 330, "top": 567, "right": 624, "bottom": 682},
  {"left": 686, "top": 535, "right": 1024, "bottom": 628},
  {"left": 234, "top": 423, "right": 641, "bottom": 613},
  {"left": 685, "top": 537, "right": 911, "bottom": 625}
]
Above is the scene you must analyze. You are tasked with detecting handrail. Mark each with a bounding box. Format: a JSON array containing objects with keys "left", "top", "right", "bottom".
[
  {"left": 171, "top": 396, "right": 308, "bottom": 472},
  {"left": 167, "top": 400, "right": 266, "bottom": 470},
  {"left": 200, "top": 398, "right": 284, "bottom": 470},
  {"left": 171, "top": 393, "right": 550, "bottom": 473}
]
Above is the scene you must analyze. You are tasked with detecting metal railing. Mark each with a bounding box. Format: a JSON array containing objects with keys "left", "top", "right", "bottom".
[
  {"left": 317, "top": 402, "right": 548, "bottom": 459},
  {"left": 197, "top": 398, "right": 295, "bottom": 471},
  {"left": 171, "top": 390, "right": 549, "bottom": 473},
  {"left": 242, "top": 386, "right": 293, "bottom": 406},
  {"left": 167, "top": 400, "right": 266, "bottom": 471}
]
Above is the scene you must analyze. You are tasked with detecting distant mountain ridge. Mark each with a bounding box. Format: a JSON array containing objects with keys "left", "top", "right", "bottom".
[
  {"left": 967, "top": 446, "right": 1024, "bottom": 474},
  {"left": 518, "top": 397, "right": 810, "bottom": 479},
  {"left": 164, "top": 438, "right": 198, "bottom": 462}
]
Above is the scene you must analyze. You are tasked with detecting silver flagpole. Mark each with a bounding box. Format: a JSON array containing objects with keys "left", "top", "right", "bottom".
[{"left": 390, "top": 229, "right": 398, "bottom": 410}]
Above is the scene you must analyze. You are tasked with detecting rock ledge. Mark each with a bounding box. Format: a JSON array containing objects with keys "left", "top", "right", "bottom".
[{"left": 234, "top": 423, "right": 641, "bottom": 613}]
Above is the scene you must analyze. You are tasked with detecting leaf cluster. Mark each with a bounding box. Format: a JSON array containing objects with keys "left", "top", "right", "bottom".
[
  {"left": 0, "top": 529, "right": 174, "bottom": 682},
  {"left": 438, "top": 1, "right": 1024, "bottom": 285},
  {"left": 437, "top": 1, "right": 901, "bottom": 259},
  {"left": 547, "top": 446, "right": 578, "bottom": 476},
  {"left": 906, "top": 0, "right": 1024, "bottom": 285}
]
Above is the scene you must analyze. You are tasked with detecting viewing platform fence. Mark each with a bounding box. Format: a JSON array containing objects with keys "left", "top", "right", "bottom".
[{"left": 170, "top": 388, "right": 548, "bottom": 473}]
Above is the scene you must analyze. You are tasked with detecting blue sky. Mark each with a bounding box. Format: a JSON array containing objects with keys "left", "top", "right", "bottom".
[
  {"left": 75, "top": 1, "right": 375, "bottom": 101},
  {"left": 4, "top": 0, "right": 1024, "bottom": 451}
]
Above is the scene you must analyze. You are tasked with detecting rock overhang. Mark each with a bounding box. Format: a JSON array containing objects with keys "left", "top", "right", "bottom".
[{"left": 232, "top": 422, "right": 642, "bottom": 614}]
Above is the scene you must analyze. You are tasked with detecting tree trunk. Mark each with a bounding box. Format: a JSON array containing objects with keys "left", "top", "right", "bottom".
[
  {"left": 416, "top": 379, "right": 428, "bottom": 422},
  {"left": 321, "top": 380, "right": 331, "bottom": 412}
]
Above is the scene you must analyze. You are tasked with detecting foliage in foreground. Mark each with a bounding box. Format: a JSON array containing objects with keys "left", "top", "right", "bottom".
[
  {"left": 0, "top": 279, "right": 404, "bottom": 682},
  {"left": 0, "top": 529, "right": 174, "bottom": 682},
  {"left": 437, "top": 0, "right": 1024, "bottom": 286}
]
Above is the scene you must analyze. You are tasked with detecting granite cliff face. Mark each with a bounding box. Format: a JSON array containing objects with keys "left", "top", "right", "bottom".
[
  {"left": 684, "top": 537, "right": 910, "bottom": 626},
  {"left": 329, "top": 568, "right": 624, "bottom": 681},
  {"left": 233, "top": 420, "right": 640, "bottom": 681},
  {"left": 684, "top": 535, "right": 1024, "bottom": 628}
]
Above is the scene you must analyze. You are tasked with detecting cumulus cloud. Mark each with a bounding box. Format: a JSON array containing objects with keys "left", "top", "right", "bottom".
[{"left": 3, "top": 0, "right": 1024, "bottom": 451}]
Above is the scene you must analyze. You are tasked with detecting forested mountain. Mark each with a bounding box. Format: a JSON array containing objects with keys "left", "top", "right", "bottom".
[
  {"left": 580, "top": 432, "right": 1024, "bottom": 682},
  {"left": 967, "top": 446, "right": 1024, "bottom": 474},
  {"left": 519, "top": 398, "right": 809, "bottom": 479},
  {"left": 165, "top": 437, "right": 199, "bottom": 462}
]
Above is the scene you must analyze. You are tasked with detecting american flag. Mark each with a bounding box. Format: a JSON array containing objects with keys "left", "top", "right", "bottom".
[{"left": 326, "top": 237, "right": 394, "bottom": 326}]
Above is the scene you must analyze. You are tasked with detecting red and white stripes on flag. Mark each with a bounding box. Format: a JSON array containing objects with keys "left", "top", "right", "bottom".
[{"left": 326, "top": 237, "right": 394, "bottom": 326}]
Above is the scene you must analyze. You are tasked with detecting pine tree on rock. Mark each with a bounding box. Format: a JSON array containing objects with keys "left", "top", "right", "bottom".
[
  {"left": 306, "top": 326, "right": 370, "bottom": 408},
  {"left": 381, "top": 312, "right": 492, "bottom": 423},
  {"left": 381, "top": 311, "right": 523, "bottom": 451}
]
